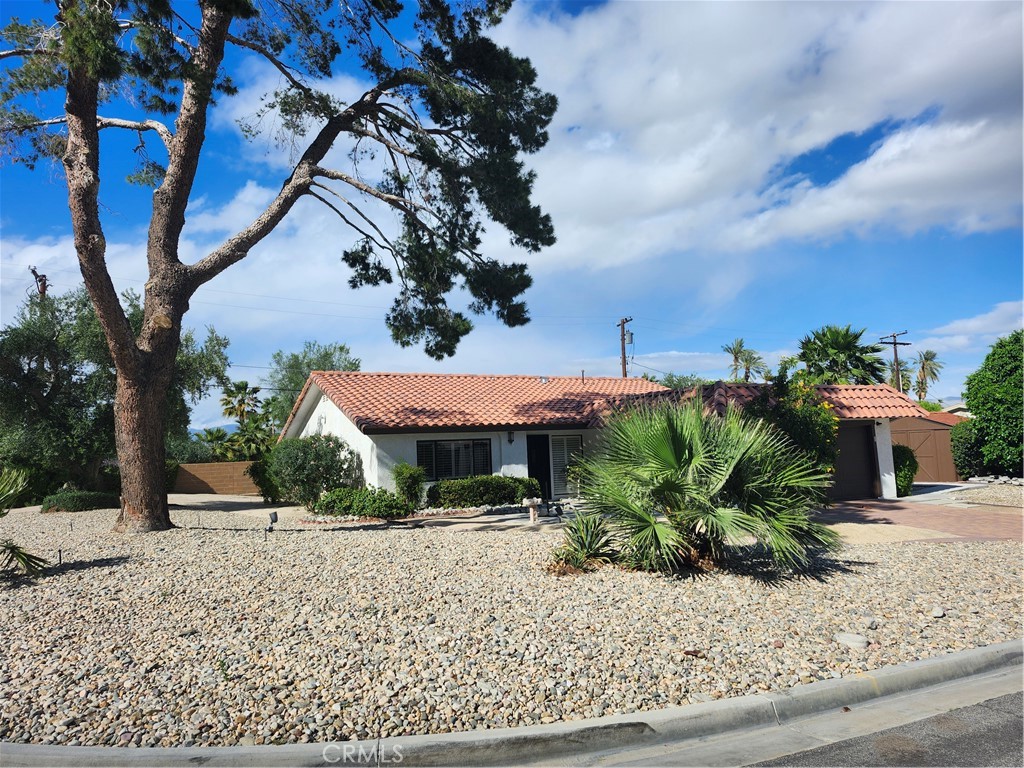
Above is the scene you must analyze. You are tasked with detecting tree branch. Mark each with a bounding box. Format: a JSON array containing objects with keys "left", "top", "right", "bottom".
[
  {"left": 0, "top": 47, "right": 57, "bottom": 60},
  {"left": 184, "top": 72, "right": 423, "bottom": 290},
  {"left": 309, "top": 181, "right": 397, "bottom": 253},
  {"left": 225, "top": 32, "right": 312, "bottom": 96}
]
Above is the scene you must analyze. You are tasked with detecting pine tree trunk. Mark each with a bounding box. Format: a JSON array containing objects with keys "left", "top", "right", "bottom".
[{"left": 112, "top": 374, "right": 173, "bottom": 532}]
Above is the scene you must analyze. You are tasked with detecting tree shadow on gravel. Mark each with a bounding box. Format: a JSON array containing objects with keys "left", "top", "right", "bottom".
[
  {"left": 715, "top": 545, "right": 875, "bottom": 587},
  {"left": 1, "top": 555, "right": 131, "bottom": 590},
  {"left": 175, "top": 523, "right": 388, "bottom": 533}
]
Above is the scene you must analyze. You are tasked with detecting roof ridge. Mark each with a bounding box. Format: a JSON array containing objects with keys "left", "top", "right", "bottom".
[{"left": 310, "top": 371, "right": 645, "bottom": 381}]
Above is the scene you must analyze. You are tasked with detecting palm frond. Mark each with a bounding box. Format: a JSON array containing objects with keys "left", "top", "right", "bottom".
[{"left": 1, "top": 540, "right": 49, "bottom": 577}]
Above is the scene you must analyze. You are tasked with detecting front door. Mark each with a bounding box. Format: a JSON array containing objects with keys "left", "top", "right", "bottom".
[{"left": 527, "top": 435, "right": 552, "bottom": 500}]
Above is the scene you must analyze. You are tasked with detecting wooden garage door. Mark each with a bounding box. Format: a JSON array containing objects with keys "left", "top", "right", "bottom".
[
  {"left": 831, "top": 422, "right": 877, "bottom": 500},
  {"left": 892, "top": 427, "right": 960, "bottom": 483}
]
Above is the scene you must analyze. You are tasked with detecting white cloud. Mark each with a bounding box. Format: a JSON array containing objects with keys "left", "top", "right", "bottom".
[
  {"left": 929, "top": 300, "right": 1023, "bottom": 337},
  {"left": 493, "top": 0, "right": 1022, "bottom": 278}
]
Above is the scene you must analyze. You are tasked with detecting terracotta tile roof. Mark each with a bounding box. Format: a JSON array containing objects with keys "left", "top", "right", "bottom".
[
  {"left": 813, "top": 384, "right": 932, "bottom": 420},
  {"left": 592, "top": 381, "right": 931, "bottom": 423},
  {"left": 286, "top": 372, "right": 669, "bottom": 434},
  {"left": 917, "top": 411, "right": 968, "bottom": 427}
]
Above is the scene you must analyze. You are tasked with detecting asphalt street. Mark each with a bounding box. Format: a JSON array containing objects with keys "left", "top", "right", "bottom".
[{"left": 754, "top": 691, "right": 1023, "bottom": 767}]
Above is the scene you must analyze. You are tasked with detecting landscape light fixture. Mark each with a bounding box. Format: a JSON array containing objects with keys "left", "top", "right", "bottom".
[{"left": 266, "top": 511, "right": 278, "bottom": 532}]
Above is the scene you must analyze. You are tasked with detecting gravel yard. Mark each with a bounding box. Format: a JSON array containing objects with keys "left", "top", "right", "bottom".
[
  {"left": 1, "top": 504, "right": 1021, "bottom": 748},
  {"left": 948, "top": 483, "right": 1023, "bottom": 508}
]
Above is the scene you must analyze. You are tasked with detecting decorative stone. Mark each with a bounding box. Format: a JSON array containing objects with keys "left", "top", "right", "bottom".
[{"left": 833, "top": 633, "right": 869, "bottom": 650}]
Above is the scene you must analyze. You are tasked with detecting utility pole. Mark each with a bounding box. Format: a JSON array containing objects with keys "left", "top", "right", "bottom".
[
  {"left": 880, "top": 331, "right": 911, "bottom": 393},
  {"left": 617, "top": 317, "right": 633, "bottom": 378}
]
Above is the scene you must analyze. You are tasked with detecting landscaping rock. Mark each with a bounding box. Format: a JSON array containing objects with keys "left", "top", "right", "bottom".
[
  {"left": 833, "top": 632, "right": 870, "bottom": 650},
  {"left": 0, "top": 505, "right": 1019, "bottom": 748}
]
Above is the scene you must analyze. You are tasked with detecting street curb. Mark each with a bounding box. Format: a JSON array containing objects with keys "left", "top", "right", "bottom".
[{"left": 1, "top": 640, "right": 1020, "bottom": 767}]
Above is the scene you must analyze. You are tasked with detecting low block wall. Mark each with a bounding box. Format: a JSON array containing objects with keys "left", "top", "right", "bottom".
[{"left": 173, "top": 461, "right": 259, "bottom": 495}]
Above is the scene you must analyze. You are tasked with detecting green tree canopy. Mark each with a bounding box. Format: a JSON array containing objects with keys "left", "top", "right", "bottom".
[
  {"left": 0, "top": 0, "right": 556, "bottom": 531},
  {"left": 797, "top": 324, "right": 886, "bottom": 385},
  {"left": 660, "top": 372, "right": 709, "bottom": 390},
  {"left": 964, "top": 330, "right": 1022, "bottom": 476},
  {"left": 0, "top": 289, "right": 228, "bottom": 498},
  {"left": 264, "top": 341, "right": 361, "bottom": 429}
]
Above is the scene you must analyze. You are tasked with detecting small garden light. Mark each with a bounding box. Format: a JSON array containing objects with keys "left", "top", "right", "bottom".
[{"left": 266, "top": 511, "right": 278, "bottom": 532}]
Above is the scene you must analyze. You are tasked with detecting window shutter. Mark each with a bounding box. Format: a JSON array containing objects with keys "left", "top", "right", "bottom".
[
  {"left": 472, "top": 440, "right": 492, "bottom": 475},
  {"left": 551, "top": 435, "right": 583, "bottom": 497},
  {"left": 416, "top": 442, "right": 435, "bottom": 481}
]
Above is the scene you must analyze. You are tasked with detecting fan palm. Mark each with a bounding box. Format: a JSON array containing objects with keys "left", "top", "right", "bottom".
[
  {"left": 798, "top": 325, "right": 886, "bottom": 385},
  {"left": 220, "top": 381, "right": 261, "bottom": 425},
  {"left": 722, "top": 338, "right": 747, "bottom": 381},
  {"left": 577, "top": 400, "right": 839, "bottom": 572},
  {"left": 913, "top": 350, "right": 943, "bottom": 401},
  {"left": 0, "top": 468, "right": 48, "bottom": 577}
]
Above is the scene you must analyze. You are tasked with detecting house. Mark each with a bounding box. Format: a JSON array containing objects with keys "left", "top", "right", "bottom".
[
  {"left": 280, "top": 372, "right": 668, "bottom": 499},
  {"left": 281, "top": 373, "right": 929, "bottom": 501},
  {"left": 891, "top": 411, "right": 968, "bottom": 483}
]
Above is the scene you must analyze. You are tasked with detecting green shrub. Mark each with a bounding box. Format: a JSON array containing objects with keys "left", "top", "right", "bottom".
[
  {"left": 950, "top": 420, "right": 985, "bottom": 479},
  {"left": 550, "top": 513, "right": 616, "bottom": 572},
  {"left": 392, "top": 462, "right": 426, "bottom": 508},
  {"left": 246, "top": 458, "right": 283, "bottom": 504},
  {"left": 268, "top": 435, "right": 362, "bottom": 511},
  {"left": 426, "top": 475, "right": 540, "bottom": 508},
  {"left": 964, "top": 330, "right": 1023, "bottom": 477},
  {"left": 917, "top": 401, "right": 943, "bottom": 413},
  {"left": 40, "top": 489, "right": 121, "bottom": 513},
  {"left": 164, "top": 460, "right": 180, "bottom": 492},
  {"left": 315, "top": 487, "right": 410, "bottom": 519},
  {"left": 892, "top": 444, "right": 918, "bottom": 497},
  {"left": 314, "top": 487, "right": 359, "bottom": 515}
]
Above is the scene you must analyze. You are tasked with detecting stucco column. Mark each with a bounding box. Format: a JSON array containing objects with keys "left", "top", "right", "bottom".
[{"left": 873, "top": 420, "right": 897, "bottom": 500}]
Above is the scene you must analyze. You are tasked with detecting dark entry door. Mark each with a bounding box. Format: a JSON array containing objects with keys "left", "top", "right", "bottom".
[
  {"left": 831, "top": 422, "right": 877, "bottom": 500},
  {"left": 527, "top": 435, "right": 552, "bottom": 500}
]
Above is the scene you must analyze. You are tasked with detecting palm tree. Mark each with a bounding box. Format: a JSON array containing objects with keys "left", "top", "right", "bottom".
[
  {"left": 886, "top": 360, "right": 913, "bottom": 393},
  {"left": 220, "top": 381, "right": 261, "bottom": 425},
  {"left": 575, "top": 400, "right": 839, "bottom": 572},
  {"left": 739, "top": 348, "right": 766, "bottom": 383},
  {"left": 722, "top": 338, "right": 747, "bottom": 381},
  {"left": 798, "top": 325, "right": 886, "bottom": 385},
  {"left": 913, "top": 350, "right": 943, "bottom": 401}
]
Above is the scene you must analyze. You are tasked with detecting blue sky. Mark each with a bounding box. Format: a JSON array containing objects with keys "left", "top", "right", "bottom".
[{"left": 1, "top": 0, "right": 1021, "bottom": 429}]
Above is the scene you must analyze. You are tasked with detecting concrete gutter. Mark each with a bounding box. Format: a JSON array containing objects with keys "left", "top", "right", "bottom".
[{"left": 1, "top": 640, "right": 1020, "bottom": 767}]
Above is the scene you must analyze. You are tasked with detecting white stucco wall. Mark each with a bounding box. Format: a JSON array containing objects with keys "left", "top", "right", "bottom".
[{"left": 873, "top": 420, "right": 897, "bottom": 500}]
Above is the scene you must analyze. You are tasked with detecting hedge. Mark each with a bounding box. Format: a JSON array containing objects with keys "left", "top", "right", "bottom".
[
  {"left": 891, "top": 444, "right": 918, "bottom": 497},
  {"left": 425, "top": 475, "right": 542, "bottom": 508},
  {"left": 40, "top": 490, "right": 121, "bottom": 513},
  {"left": 314, "top": 487, "right": 411, "bottom": 519}
]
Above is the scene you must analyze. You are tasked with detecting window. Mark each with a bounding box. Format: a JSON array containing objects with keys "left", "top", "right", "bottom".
[
  {"left": 416, "top": 439, "right": 492, "bottom": 481},
  {"left": 550, "top": 435, "right": 583, "bottom": 497}
]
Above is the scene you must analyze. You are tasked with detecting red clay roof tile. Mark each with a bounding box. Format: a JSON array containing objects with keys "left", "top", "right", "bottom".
[
  {"left": 282, "top": 374, "right": 930, "bottom": 437},
  {"left": 295, "top": 372, "right": 668, "bottom": 433}
]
